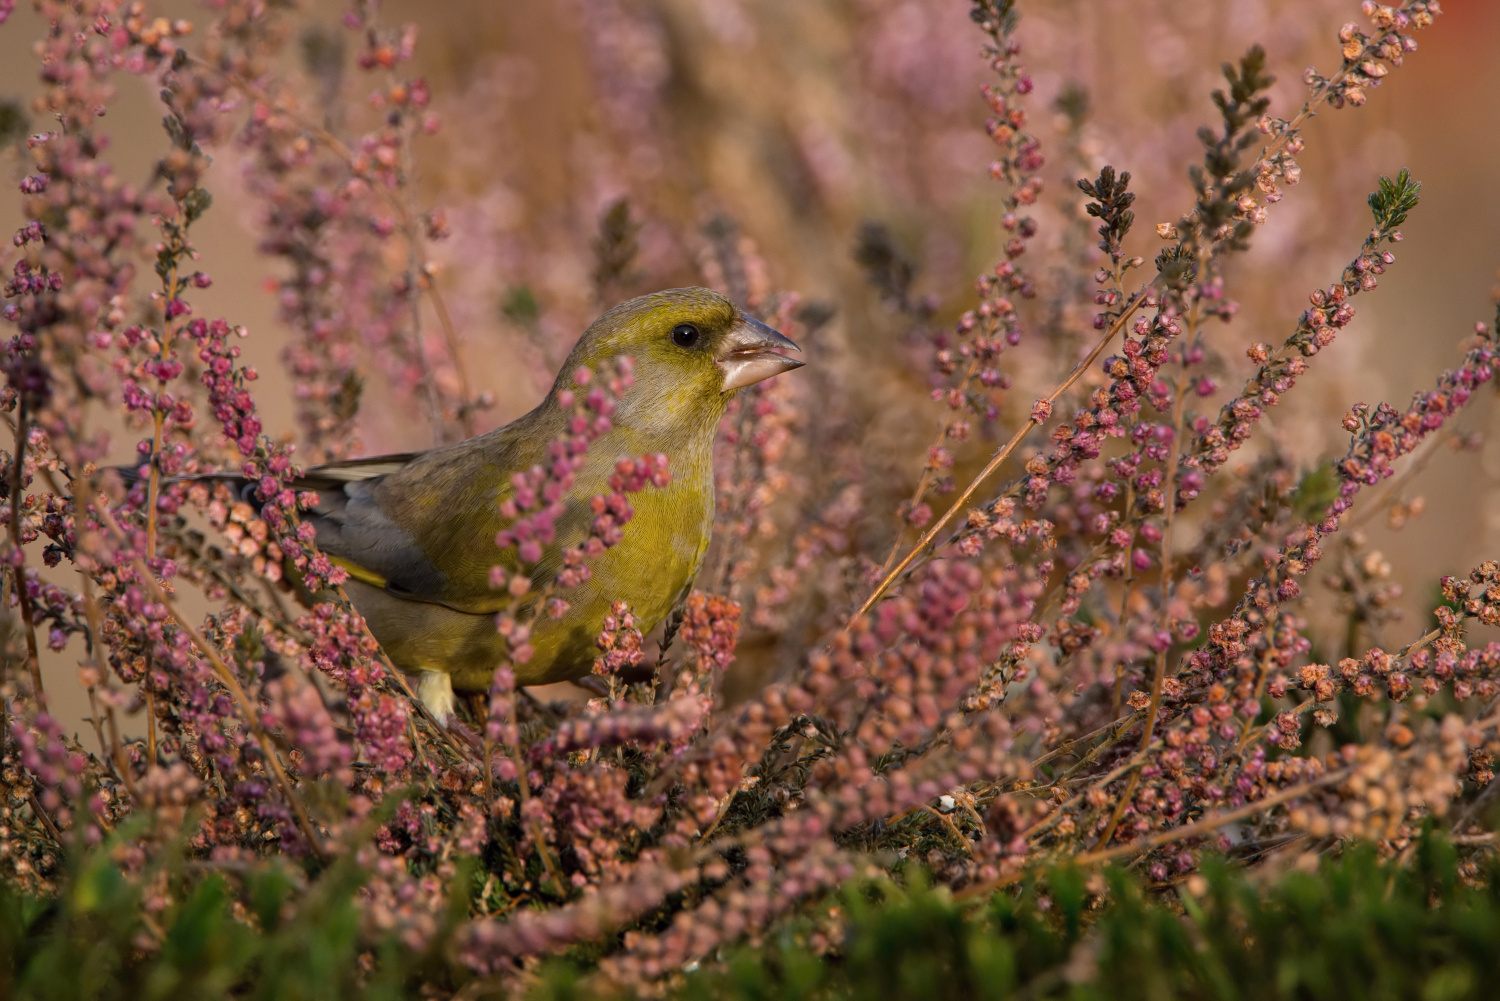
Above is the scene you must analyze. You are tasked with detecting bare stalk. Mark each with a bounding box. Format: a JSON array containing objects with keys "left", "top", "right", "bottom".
[
  {"left": 847, "top": 287, "right": 1151, "bottom": 626},
  {"left": 873, "top": 353, "right": 983, "bottom": 580},
  {"left": 7, "top": 397, "right": 42, "bottom": 698}
]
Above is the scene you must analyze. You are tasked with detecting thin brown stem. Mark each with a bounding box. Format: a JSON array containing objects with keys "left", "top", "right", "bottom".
[
  {"left": 8, "top": 398, "right": 42, "bottom": 698},
  {"left": 847, "top": 288, "right": 1151, "bottom": 628},
  {"left": 33, "top": 465, "right": 132, "bottom": 789},
  {"left": 144, "top": 412, "right": 165, "bottom": 559},
  {"left": 139, "top": 220, "right": 185, "bottom": 767},
  {"left": 510, "top": 740, "right": 564, "bottom": 891},
  {"left": 1048, "top": 715, "right": 1143, "bottom": 788},
  {"left": 162, "top": 592, "right": 327, "bottom": 861},
  {"left": 1096, "top": 768, "right": 1142, "bottom": 849},
  {"left": 481, "top": 736, "right": 495, "bottom": 814},
  {"left": 698, "top": 776, "right": 750, "bottom": 844},
  {"left": 405, "top": 245, "right": 445, "bottom": 439},
  {"left": 875, "top": 354, "right": 983, "bottom": 580},
  {"left": 1098, "top": 328, "right": 1194, "bottom": 848},
  {"left": 1029, "top": 710, "right": 1142, "bottom": 772},
  {"left": 143, "top": 260, "right": 181, "bottom": 563},
  {"left": 1112, "top": 486, "right": 1136, "bottom": 718},
  {"left": 420, "top": 266, "right": 476, "bottom": 438},
  {"left": 1135, "top": 363, "right": 1192, "bottom": 755},
  {"left": 145, "top": 683, "right": 158, "bottom": 764},
  {"left": 82, "top": 684, "right": 110, "bottom": 766},
  {"left": 392, "top": 96, "right": 451, "bottom": 444},
  {"left": 27, "top": 791, "right": 65, "bottom": 847},
  {"left": 1020, "top": 752, "right": 1148, "bottom": 845},
  {"left": 1074, "top": 766, "right": 1350, "bottom": 869},
  {"left": 102, "top": 705, "right": 138, "bottom": 802}
]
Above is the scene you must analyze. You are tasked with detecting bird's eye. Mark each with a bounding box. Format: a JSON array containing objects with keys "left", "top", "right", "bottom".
[{"left": 671, "top": 323, "right": 701, "bottom": 348}]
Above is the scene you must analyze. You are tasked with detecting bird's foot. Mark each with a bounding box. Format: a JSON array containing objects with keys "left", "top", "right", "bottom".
[{"left": 417, "top": 670, "right": 456, "bottom": 725}]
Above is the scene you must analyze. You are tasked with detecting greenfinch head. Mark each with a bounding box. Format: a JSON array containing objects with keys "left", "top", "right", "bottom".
[{"left": 556, "top": 287, "right": 803, "bottom": 433}]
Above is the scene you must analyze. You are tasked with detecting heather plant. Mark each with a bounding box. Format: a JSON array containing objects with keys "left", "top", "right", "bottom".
[{"left": 0, "top": 0, "right": 1497, "bottom": 997}]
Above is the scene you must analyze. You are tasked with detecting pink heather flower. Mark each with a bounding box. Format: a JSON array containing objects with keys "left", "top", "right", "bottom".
[{"left": 680, "top": 592, "right": 741, "bottom": 672}]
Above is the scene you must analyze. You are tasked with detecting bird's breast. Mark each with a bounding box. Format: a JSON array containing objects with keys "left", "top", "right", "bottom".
[{"left": 512, "top": 449, "right": 715, "bottom": 685}]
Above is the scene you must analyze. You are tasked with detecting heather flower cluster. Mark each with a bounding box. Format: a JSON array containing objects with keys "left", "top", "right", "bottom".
[
  {"left": 878, "top": 0, "right": 1047, "bottom": 543},
  {"left": 2, "top": 0, "right": 1498, "bottom": 995}
]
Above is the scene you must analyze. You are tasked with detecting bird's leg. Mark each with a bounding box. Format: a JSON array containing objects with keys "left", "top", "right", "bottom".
[
  {"left": 417, "top": 670, "right": 456, "bottom": 724},
  {"left": 573, "top": 675, "right": 610, "bottom": 698}
]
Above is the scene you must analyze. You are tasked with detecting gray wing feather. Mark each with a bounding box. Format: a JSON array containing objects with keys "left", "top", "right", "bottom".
[{"left": 297, "top": 456, "right": 451, "bottom": 598}]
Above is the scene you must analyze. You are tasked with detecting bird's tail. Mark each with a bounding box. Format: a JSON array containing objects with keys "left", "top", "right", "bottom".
[{"left": 115, "top": 451, "right": 419, "bottom": 505}]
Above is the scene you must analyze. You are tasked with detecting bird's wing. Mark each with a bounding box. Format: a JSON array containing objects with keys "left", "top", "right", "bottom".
[
  {"left": 294, "top": 454, "right": 420, "bottom": 485},
  {"left": 298, "top": 427, "right": 549, "bottom": 616},
  {"left": 291, "top": 453, "right": 450, "bottom": 598}
]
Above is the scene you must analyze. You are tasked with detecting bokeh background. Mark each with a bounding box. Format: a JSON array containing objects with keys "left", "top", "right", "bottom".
[{"left": 1, "top": 0, "right": 1498, "bottom": 722}]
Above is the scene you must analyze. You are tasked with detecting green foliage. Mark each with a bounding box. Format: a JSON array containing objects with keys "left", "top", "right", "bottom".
[
  {"left": 0, "top": 98, "right": 29, "bottom": 149},
  {"left": 330, "top": 369, "right": 365, "bottom": 423},
  {"left": 592, "top": 198, "right": 641, "bottom": 300},
  {"left": 501, "top": 284, "right": 542, "bottom": 328},
  {"left": 1289, "top": 460, "right": 1341, "bottom": 522},
  {"left": 657, "top": 835, "right": 1500, "bottom": 1001},
  {"left": 969, "top": 1, "right": 1019, "bottom": 37},
  {"left": 853, "top": 221, "right": 919, "bottom": 312},
  {"left": 299, "top": 25, "right": 347, "bottom": 85},
  {"left": 4, "top": 828, "right": 1500, "bottom": 999},
  {"left": 1370, "top": 167, "right": 1422, "bottom": 231},
  {"left": 0, "top": 839, "right": 444, "bottom": 1001},
  {"left": 1052, "top": 83, "right": 1090, "bottom": 127},
  {"left": 182, "top": 187, "right": 214, "bottom": 226},
  {"left": 1154, "top": 244, "right": 1197, "bottom": 288}
]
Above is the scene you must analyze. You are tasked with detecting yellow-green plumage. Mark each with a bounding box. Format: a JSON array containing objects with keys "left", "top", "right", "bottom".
[{"left": 288, "top": 287, "right": 802, "bottom": 714}]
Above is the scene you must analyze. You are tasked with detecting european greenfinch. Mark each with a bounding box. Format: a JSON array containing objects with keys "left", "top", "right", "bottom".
[{"left": 279, "top": 287, "right": 801, "bottom": 720}]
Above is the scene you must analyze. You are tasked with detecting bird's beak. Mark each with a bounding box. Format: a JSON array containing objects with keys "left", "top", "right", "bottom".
[{"left": 717, "top": 315, "right": 805, "bottom": 393}]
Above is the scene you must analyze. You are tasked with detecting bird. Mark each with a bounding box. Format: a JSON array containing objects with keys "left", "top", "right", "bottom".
[{"left": 255, "top": 287, "right": 801, "bottom": 720}]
